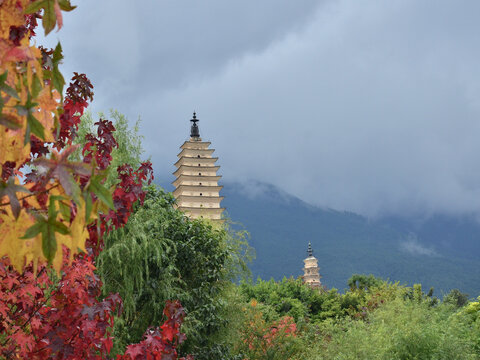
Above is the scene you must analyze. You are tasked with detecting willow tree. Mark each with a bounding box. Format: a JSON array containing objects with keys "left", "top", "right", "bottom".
[{"left": 96, "top": 185, "right": 253, "bottom": 358}]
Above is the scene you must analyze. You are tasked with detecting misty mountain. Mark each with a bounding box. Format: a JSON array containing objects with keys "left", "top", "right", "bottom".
[
  {"left": 220, "top": 181, "right": 480, "bottom": 297},
  {"left": 158, "top": 179, "right": 480, "bottom": 296}
]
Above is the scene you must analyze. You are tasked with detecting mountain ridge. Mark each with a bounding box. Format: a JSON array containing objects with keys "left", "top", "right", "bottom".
[{"left": 158, "top": 178, "right": 480, "bottom": 296}]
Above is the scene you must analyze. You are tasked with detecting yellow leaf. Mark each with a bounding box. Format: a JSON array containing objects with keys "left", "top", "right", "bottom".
[
  {"left": 0, "top": 1, "right": 25, "bottom": 39},
  {"left": 0, "top": 209, "right": 44, "bottom": 272},
  {"left": 56, "top": 198, "right": 89, "bottom": 270}
]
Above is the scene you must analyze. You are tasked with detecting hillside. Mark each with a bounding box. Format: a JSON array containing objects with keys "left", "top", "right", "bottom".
[
  {"left": 220, "top": 181, "right": 480, "bottom": 296},
  {"left": 159, "top": 179, "right": 480, "bottom": 296}
]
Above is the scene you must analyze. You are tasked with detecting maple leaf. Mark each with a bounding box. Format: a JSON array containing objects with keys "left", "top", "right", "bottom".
[
  {"left": 30, "top": 317, "right": 43, "bottom": 330},
  {"left": 22, "top": 197, "right": 69, "bottom": 265},
  {"left": 34, "top": 145, "right": 90, "bottom": 202},
  {"left": 3, "top": 275, "right": 19, "bottom": 290},
  {"left": 125, "top": 344, "right": 144, "bottom": 359},
  {"left": 11, "top": 331, "right": 35, "bottom": 354},
  {"left": 0, "top": 177, "right": 31, "bottom": 219},
  {"left": 160, "top": 324, "right": 176, "bottom": 343}
]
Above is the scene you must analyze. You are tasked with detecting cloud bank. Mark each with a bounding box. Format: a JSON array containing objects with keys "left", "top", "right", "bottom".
[{"left": 40, "top": 0, "right": 480, "bottom": 218}]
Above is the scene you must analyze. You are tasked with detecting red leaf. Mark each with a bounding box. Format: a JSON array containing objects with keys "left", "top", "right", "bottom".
[
  {"left": 125, "top": 344, "right": 144, "bottom": 359},
  {"left": 102, "top": 336, "right": 114, "bottom": 354}
]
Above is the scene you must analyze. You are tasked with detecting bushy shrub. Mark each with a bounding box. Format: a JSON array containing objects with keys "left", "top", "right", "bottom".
[{"left": 307, "top": 298, "right": 478, "bottom": 360}]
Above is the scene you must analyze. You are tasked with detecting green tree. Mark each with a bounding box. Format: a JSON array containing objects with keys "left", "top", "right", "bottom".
[
  {"left": 444, "top": 288, "right": 470, "bottom": 308},
  {"left": 74, "top": 109, "right": 146, "bottom": 187},
  {"left": 97, "top": 185, "right": 253, "bottom": 358},
  {"left": 347, "top": 274, "right": 383, "bottom": 292}
]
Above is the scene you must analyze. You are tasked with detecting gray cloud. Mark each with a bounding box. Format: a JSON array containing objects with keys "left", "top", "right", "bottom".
[{"left": 39, "top": 0, "right": 480, "bottom": 218}]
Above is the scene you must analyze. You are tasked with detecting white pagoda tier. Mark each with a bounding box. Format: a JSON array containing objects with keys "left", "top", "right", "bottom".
[
  {"left": 302, "top": 242, "right": 322, "bottom": 289},
  {"left": 172, "top": 113, "right": 225, "bottom": 222}
]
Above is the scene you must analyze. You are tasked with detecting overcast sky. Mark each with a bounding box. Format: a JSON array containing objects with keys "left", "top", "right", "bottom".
[{"left": 40, "top": 0, "right": 480, "bottom": 218}]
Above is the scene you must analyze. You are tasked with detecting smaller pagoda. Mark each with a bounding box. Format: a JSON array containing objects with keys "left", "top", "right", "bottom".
[
  {"left": 302, "top": 242, "right": 322, "bottom": 289},
  {"left": 172, "top": 112, "right": 224, "bottom": 222}
]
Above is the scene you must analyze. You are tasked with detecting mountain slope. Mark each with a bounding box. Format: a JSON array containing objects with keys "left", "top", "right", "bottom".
[{"left": 220, "top": 181, "right": 480, "bottom": 296}]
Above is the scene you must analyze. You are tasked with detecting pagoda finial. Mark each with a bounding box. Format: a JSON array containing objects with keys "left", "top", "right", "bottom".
[
  {"left": 307, "top": 242, "right": 313, "bottom": 257},
  {"left": 190, "top": 111, "right": 200, "bottom": 138}
]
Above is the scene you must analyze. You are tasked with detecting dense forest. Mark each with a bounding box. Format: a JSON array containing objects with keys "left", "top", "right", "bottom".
[{"left": 1, "top": 2, "right": 480, "bottom": 359}]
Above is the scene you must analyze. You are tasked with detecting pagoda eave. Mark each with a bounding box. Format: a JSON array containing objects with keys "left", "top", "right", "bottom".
[
  {"left": 173, "top": 165, "right": 220, "bottom": 177},
  {"left": 174, "top": 157, "right": 218, "bottom": 168},
  {"left": 180, "top": 141, "right": 211, "bottom": 149},
  {"left": 176, "top": 195, "right": 224, "bottom": 202},
  {"left": 172, "top": 176, "right": 222, "bottom": 188}
]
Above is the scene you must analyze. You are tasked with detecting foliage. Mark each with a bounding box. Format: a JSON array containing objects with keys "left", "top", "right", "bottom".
[
  {"left": 307, "top": 298, "right": 478, "bottom": 360},
  {"left": 116, "top": 300, "right": 193, "bottom": 360},
  {"left": 0, "top": 253, "right": 122, "bottom": 359},
  {"left": 240, "top": 277, "right": 367, "bottom": 323},
  {"left": 234, "top": 299, "right": 299, "bottom": 360},
  {"left": 347, "top": 273, "right": 383, "bottom": 292},
  {"left": 0, "top": 2, "right": 189, "bottom": 359},
  {"left": 97, "top": 185, "right": 253, "bottom": 358},
  {"left": 235, "top": 275, "right": 480, "bottom": 359},
  {"left": 444, "top": 288, "right": 470, "bottom": 308},
  {"left": 74, "top": 110, "right": 146, "bottom": 188}
]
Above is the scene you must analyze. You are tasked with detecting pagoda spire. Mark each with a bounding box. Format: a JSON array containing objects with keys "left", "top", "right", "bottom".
[
  {"left": 307, "top": 242, "right": 313, "bottom": 257},
  {"left": 190, "top": 111, "right": 200, "bottom": 139}
]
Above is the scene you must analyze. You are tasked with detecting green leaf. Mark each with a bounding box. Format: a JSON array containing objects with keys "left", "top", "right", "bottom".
[
  {"left": 58, "top": 0, "right": 76, "bottom": 11},
  {"left": 27, "top": 113, "right": 45, "bottom": 140},
  {"left": 50, "top": 220, "right": 69, "bottom": 235},
  {"left": 52, "top": 42, "right": 63, "bottom": 64},
  {"left": 0, "top": 81, "right": 20, "bottom": 100},
  {"left": 52, "top": 66, "right": 65, "bottom": 95},
  {"left": 0, "top": 71, "right": 19, "bottom": 100},
  {"left": 24, "top": 0, "right": 48, "bottom": 14},
  {"left": 90, "top": 177, "right": 114, "bottom": 210},
  {"left": 51, "top": 43, "right": 65, "bottom": 94},
  {"left": 21, "top": 222, "right": 44, "bottom": 239},
  {"left": 31, "top": 74, "right": 43, "bottom": 98},
  {"left": 43, "top": 0, "right": 57, "bottom": 35},
  {"left": 58, "top": 201, "right": 71, "bottom": 222},
  {"left": 48, "top": 196, "right": 57, "bottom": 219},
  {"left": 42, "top": 223, "right": 57, "bottom": 263}
]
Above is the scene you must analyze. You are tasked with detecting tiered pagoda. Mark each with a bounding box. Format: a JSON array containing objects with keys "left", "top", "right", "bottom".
[
  {"left": 172, "top": 112, "right": 224, "bottom": 222},
  {"left": 302, "top": 242, "right": 322, "bottom": 289}
]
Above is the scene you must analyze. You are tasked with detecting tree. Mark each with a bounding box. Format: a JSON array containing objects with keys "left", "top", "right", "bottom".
[
  {"left": 347, "top": 274, "right": 383, "bottom": 292},
  {"left": 97, "top": 185, "right": 253, "bottom": 358},
  {"left": 74, "top": 110, "right": 146, "bottom": 188},
  {"left": 443, "top": 289, "right": 469, "bottom": 308}
]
